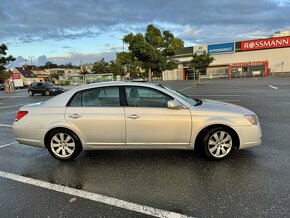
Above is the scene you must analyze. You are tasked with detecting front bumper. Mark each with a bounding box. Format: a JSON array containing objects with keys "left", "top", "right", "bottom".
[{"left": 234, "top": 125, "right": 262, "bottom": 149}]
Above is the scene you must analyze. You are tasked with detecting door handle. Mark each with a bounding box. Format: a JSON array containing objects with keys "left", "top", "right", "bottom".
[
  {"left": 68, "top": 114, "right": 81, "bottom": 119},
  {"left": 127, "top": 114, "right": 140, "bottom": 119}
]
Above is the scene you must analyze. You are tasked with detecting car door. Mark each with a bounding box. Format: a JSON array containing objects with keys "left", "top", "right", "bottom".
[
  {"left": 65, "top": 86, "right": 126, "bottom": 146},
  {"left": 35, "top": 82, "right": 44, "bottom": 94},
  {"left": 124, "top": 86, "right": 192, "bottom": 146}
]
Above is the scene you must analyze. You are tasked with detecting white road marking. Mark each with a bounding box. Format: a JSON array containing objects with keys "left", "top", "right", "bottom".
[
  {"left": 0, "top": 104, "right": 25, "bottom": 109},
  {"left": 0, "top": 171, "right": 190, "bottom": 218},
  {"left": 269, "top": 85, "right": 278, "bottom": 90},
  {"left": 219, "top": 100, "right": 241, "bottom": 102},
  {"left": 0, "top": 142, "right": 17, "bottom": 148},
  {"left": 0, "top": 96, "right": 27, "bottom": 98},
  {"left": 178, "top": 86, "right": 195, "bottom": 91},
  {"left": 189, "top": 95, "right": 240, "bottom": 97},
  {"left": 0, "top": 124, "right": 13, "bottom": 128}
]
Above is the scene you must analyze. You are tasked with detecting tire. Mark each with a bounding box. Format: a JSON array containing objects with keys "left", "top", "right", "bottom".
[
  {"left": 47, "top": 129, "right": 82, "bottom": 160},
  {"left": 203, "top": 127, "right": 234, "bottom": 160},
  {"left": 28, "top": 90, "right": 34, "bottom": 96},
  {"left": 45, "top": 90, "right": 50, "bottom": 96}
]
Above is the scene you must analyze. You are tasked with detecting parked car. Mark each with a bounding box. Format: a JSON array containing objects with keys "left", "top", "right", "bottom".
[
  {"left": 0, "top": 83, "right": 4, "bottom": 91},
  {"left": 13, "top": 81, "right": 262, "bottom": 161},
  {"left": 28, "top": 82, "right": 64, "bottom": 96}
]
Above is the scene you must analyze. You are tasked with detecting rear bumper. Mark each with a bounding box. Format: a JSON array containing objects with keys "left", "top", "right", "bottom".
[
  {"left": 13, "top": 122, "right": 46, "bottom": 148},
  {"left": 234, "top": 125, "right": 262, "bottom": 149}
]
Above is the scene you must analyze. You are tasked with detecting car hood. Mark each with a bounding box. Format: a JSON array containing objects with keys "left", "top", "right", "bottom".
[
  {"left": 48, "top": 86, "right": 63, "bottom": 90},
  {"left": 191, "top": 99, "right": 254, "bottom": 116}
]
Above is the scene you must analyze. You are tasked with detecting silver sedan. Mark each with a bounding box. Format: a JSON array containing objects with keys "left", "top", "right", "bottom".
[{"left": 13, "top": 81, "right": 262, "bottom": 160}]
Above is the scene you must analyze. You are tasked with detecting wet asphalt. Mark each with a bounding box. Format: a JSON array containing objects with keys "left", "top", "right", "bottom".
[{"left": 0, "top": 77, "right": 289, "bottom": 217}]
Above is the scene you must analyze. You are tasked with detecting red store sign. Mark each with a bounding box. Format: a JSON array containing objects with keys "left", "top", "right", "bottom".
[
  {"left": 12, "top": 73, "right": 21, "bottom": 80},
  {"left": 241, "top": 36, "right": 290, "bottom": 51},
  {"left": 231, "top": 61, "right": 268, "bottom": 68}
]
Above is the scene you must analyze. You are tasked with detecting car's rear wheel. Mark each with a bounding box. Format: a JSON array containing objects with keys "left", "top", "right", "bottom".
[
  {"left": 47, "top": 129, "right": 82, "bottom": 160},
  {"left": 28, "top": 90, "right": 34, "bottom": 96},
  {"left": 203, "top": 127, "right": 234, "bottom": 160},
  {"left": 45, "top": 90, "right": 50, "bottom": 96}
]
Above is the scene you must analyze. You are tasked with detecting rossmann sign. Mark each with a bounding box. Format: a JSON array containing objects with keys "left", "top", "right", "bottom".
[{"left": 241, "top": 36, "right": 290, "bottom": 51}]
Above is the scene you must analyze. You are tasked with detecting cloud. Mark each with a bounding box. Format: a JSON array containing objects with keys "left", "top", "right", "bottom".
[
  {"left": 1, "top": 0, "right": 290, "bottom": 44},
  {"left": 50, "top": 52, "right": 116, "bottom": 65},
  {"left": 1, "top": 0, "right": 290, "bottom": 65}
]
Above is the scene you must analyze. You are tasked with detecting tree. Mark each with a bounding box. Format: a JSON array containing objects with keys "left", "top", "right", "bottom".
[
  {"left": 116, "top": 52, "right": 142, "bottom": 78},
  {"left": 92, "top": 58, "right": 109, "bottom": 74},
  {"left": 44, "top": 61, "right": 58, "bottom": 69},
  {"left": 0, "top": 44, "right": 15, "bottom": 82},
  {"left": 107, "top": 61, "right": 124, "bottom": 76},
  {"left": 123, "top": 24, "right": 184, "bottom": 81},
  {"left": 189, "top": 52, "right": 214, "bottom": 84}
]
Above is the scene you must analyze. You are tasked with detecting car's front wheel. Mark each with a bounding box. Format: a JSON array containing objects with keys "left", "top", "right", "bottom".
[
  {"left": 47, "top": 129, "right": 82, "bottom": 160},
  {"left": 203, "top": 127, "right": 234, "bottom": 160},
  {"left": 45, "top": 90, "right": 50, "bottom": 96}
]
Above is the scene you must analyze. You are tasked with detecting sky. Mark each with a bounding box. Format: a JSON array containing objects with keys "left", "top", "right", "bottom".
[{"left": 1, "top": 0, "right": 290, "bottom": 67}]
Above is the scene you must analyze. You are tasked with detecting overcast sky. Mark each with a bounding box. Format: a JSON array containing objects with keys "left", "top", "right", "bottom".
[{"left": 1, "top": 0, "right": 290, "bottom": 66}]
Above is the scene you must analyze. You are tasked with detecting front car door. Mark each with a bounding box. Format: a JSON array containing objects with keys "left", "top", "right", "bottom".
[
  {"left": 124, "top": 86, "right": 192, "bottom": 147},
  {"left": 65, "top": 86, "right": 126, "bottom": 146}
]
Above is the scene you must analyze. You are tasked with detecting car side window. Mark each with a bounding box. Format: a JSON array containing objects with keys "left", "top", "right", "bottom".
[
  {"left": 125, "top": 86, "right": 173, "bottom": 108},
  {"left": 68, "top": 87, "right": 120, "bottom": 107}
]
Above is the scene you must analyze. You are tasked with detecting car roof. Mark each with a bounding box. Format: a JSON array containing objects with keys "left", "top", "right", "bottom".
[{"left": 40, "top": 81, "right": 192, "bottom": 108}]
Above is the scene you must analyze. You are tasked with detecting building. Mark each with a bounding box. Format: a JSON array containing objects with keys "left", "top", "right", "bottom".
[
  {"left": 13, "top": 67, "right": 38, "bottom": 86},
  {"left": 272, "top": 31, "right": 290, "bottom": 38},
  {"left": 81, "top": 63, "right": 94, "bottom": 73},
  {"left": 44, "top": 68, "right": 81, "bottom": 84},
  {"left": 163, "top": 34, "right": 290, "bottom": 80}
]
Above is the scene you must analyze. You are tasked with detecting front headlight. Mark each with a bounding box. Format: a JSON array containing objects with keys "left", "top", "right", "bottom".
[{"left": 244, "top": 115, "right": 259, "bottom": 125}]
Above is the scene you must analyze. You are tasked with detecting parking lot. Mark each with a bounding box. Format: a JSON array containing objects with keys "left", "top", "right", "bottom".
[{"left": 0, "top": 77, "right": 289, "bottom": 217}]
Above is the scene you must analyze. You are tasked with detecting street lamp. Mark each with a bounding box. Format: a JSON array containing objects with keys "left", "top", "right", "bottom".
[{"left": 28, "top": 56, "right": 34, "bottom": 70}]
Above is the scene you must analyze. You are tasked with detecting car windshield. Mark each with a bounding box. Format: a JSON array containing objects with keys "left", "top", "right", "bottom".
[
  {"left": 157, "top": 84, "right": 197, "bottom": 106},
  {"left": 44, "top": 82, "right": 55, "bottom": 87}
]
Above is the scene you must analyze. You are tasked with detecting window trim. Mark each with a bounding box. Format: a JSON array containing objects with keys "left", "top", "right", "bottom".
[
  {"left": 123, "top": 85, "right": 173, "bottom": 108},
  {"left": 66, "top": 86, "right": 122, "bottom": 107}
]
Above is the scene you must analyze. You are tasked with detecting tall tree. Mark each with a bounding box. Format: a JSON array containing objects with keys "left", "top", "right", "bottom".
[
  {"left": 123, "top": 24, "right": 184, "bottom": 81},
  {"left": 116, "top": 52, "right": 142, "bottom": 78},
  {"left": 189, "top": 52, "right": 214, "bottom": 84},
  {"left": 0, "top": 44, "right": 15, "bottom": 82}
]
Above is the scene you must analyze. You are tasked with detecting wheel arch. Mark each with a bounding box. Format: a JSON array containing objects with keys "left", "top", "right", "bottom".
[
  {"left": 44, "top": 127, "right": 83, "bottom": 149},
  {"left": 194, "top": 124, "right": 240, "bottom": 150}
]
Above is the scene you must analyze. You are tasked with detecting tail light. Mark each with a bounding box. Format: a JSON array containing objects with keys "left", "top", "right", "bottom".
[{"left": 15, "top": 111, "right": 28, "bottom": 121}]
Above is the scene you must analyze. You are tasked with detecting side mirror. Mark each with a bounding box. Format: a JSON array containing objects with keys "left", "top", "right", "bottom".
[{"left": 167, "top": 100, "right": 183, "bottom": 110}]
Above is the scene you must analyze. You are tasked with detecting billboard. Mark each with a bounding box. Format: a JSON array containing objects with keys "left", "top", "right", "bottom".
[
  {"left": 193, "top": 45, "right": 207, "bottom": 54},
  {"left": 241, "top": 36, "right": 290, "bottom": 51},
  {"left": 208, "top": 42, "right": 235, "bottom": 54}
]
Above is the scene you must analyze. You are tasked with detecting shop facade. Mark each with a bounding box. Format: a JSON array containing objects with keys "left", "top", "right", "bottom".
[{"left": 163, "top": 36, "right": 290, "bottom": 80}]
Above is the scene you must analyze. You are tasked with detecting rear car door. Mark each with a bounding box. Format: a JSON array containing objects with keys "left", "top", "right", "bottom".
[
  {"left": 65, "top": 86, "right": 126, "bottom": 146},
  {"left": 124, "top": 86, "right": 192, "bottom": 146}
]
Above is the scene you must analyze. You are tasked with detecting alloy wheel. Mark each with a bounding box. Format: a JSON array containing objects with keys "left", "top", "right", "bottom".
[
  {"left": 50, "top": 133, "right": 76, "bottom": 158},
  {"left": 208, "top": 130, "right": 233, "bottom": 158}
]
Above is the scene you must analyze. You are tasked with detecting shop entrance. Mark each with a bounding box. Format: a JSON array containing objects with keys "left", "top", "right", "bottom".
[{"left": 228, "top": 61, "right": 269, "bottom": 78}]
